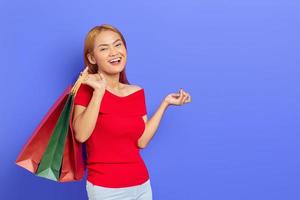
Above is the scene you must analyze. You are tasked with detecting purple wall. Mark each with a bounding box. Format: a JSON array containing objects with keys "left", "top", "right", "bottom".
[{"left": 1, "top": 0, "right": 299, "bottom": 199}]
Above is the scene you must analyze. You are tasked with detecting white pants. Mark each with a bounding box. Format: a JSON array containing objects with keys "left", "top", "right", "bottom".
[{"left": 86, "top": 179, "right": 153, "bottom": 200}]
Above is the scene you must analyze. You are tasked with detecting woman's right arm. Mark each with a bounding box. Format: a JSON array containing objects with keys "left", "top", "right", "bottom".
[{"left": 72, "top": 88, "right": 105, "bottom": 143}]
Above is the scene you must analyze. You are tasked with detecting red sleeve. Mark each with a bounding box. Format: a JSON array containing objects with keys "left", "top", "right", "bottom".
[{"left": 73, "top": 84, "right": 93, "bottom": 107}]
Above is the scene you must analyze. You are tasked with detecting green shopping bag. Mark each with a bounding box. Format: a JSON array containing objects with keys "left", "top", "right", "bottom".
[{"left": 35, "top": 93, "right": 74, "bottom": 181}]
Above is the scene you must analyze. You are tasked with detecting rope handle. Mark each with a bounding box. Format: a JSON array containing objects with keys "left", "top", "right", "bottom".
[{"left": 70, "top": 66, "right": 89, "bottom": 95}]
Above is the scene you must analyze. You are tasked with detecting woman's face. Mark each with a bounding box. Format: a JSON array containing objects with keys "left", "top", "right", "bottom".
[{"left": 88, "top": 30, "right": 127, "bottom": 75}]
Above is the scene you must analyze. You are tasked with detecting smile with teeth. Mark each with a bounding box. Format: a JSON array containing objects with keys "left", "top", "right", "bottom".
[{"left": 108, "top": 57, "right": 121, "bottom": 64}]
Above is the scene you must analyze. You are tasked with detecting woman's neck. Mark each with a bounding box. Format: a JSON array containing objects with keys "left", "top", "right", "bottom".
[{"left": 101, "top": 72, "right": 123, "bottom": 90}]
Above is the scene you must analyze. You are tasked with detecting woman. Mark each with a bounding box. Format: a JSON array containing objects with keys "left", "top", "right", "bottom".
[{"left": 72, "top": 24, "right": 191, "bottom": 200}]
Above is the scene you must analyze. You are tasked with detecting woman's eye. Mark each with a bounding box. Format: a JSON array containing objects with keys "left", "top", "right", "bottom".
[
  {"left": 116, "top": 43, "right": 121, "bottom": 47},
  {"left": 100, "top": 48, "right": 107, "bottom": 51}
]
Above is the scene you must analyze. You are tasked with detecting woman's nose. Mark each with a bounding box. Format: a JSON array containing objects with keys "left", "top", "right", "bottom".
[{"left": 109, "top": 47, "right": 118, "bottom": 56}]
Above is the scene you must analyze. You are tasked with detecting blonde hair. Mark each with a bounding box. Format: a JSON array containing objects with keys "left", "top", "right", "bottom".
[{"left": 83, "top": 24, "right": 129, "bottom": 84}]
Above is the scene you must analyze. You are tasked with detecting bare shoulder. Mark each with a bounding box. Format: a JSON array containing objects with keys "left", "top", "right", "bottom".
[
  {"left": 123, "top": 84, "right": 143, "bottom": 93},
  {"left": 130, "top": 84, "right": 143, "bottom": 91}
]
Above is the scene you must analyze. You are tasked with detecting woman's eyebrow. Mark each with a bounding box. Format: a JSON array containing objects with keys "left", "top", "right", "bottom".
[{"left": 97, "top": 39, "right": 121, "bottom": 47}]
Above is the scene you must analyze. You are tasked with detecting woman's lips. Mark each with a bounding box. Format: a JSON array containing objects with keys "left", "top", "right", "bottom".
[{"left": 108, "top": 57, "right": 122, "bottom": 65}]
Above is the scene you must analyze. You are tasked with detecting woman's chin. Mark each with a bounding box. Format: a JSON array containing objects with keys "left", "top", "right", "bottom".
[{"left": 106, "top": 66, "right": 125, "bottom": 75}]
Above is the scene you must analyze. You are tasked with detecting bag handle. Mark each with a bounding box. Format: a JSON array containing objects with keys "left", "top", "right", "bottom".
[{"left": 71, "top": 67, "right": 89, "bottom": 95}]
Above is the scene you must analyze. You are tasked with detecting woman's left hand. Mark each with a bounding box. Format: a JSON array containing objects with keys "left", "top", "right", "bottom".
[{"left": 164, "top": 88, "right": 192, "bottom": 106}]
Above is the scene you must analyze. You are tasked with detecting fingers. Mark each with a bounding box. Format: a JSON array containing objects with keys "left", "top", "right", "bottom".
[
  {"left": 95, "top": 73, "right": 101, "bottom": 81},
  {"left": 183, "top": 91, "right": 191, "bottom": 103},
  {"left": 179, "top": 88, "right": 191, "bottom": 104},
  {"left": 187, "top": 95, "right": 192, "bottom": 103},
  {"left": 178, "top": 89, "right": 185, "bottom": 105},
  {"left": 171, "top": 93, "right": 180, "bottom": 98},
  {"left": 83, "top": 74, "right": 89, "bottom": 82},
  {"left": 99, "top": 72, "right": 105, "bottom": 80}
]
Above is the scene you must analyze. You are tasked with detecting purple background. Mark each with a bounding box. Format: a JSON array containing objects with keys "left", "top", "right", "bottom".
[{"left": 1, "top": 0, "right": 299, "bottom": 199}]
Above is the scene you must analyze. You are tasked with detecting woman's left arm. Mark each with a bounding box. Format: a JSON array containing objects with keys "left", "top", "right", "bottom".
[
  {"left": 137, "top": 88, "right": 192, "bottom": 149},
  {"left": 137, "top": 100, "right": 169, "bottom": 149}
]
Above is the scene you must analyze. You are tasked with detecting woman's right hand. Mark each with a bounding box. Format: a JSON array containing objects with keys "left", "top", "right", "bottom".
[{"left": 81, "top": 67, "right": 107, "bottom": 92}]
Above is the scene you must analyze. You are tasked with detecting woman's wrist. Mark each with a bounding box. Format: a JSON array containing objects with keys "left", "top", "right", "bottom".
[
  {"left": 93, "top": 88, "right": 105, "bottom": 97},
  {"left": 162, "top": 99, "right": 170, "bottom": 109}
]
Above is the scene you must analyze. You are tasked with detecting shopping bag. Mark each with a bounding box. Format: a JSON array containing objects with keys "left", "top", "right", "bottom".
[
  {"left": 60, "top": 101, "right": 85, "bottom": 182},
  {"left": 59, "top": 100, "right": 85, "bottom": 182},
  {"left": 15, "top": 86, "right": 70, "bottom": 174},
  {"left": 15, "top": 67, "right": 88, "bottom": 182},
  {"left": 35, "top": 93, "right": 73, "bottom": 181}
]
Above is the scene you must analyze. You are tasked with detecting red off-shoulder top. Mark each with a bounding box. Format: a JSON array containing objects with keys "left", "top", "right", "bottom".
[{"left": 74, "top": 84, "right": 149, "bottom": 188}]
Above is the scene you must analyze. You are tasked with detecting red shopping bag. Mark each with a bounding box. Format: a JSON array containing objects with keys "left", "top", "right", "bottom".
[
  {"left": 15, "top": 86, "right": 70, "bottom": 174},
  {"left": 16, "top": 67, "right": 88, "bottom": 182},
  {"left": 60, "top": 95, "right": 85, "bottom": 182}
]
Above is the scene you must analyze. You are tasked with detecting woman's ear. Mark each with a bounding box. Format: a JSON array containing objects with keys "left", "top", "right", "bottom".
[{"left": 87, "top": 53, "right": 96, "bottom": 65}]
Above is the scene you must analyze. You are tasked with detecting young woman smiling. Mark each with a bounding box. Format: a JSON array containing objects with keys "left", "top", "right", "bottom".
[{"left": 72, "top": 24, "right": 191, "bottom": 200}]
